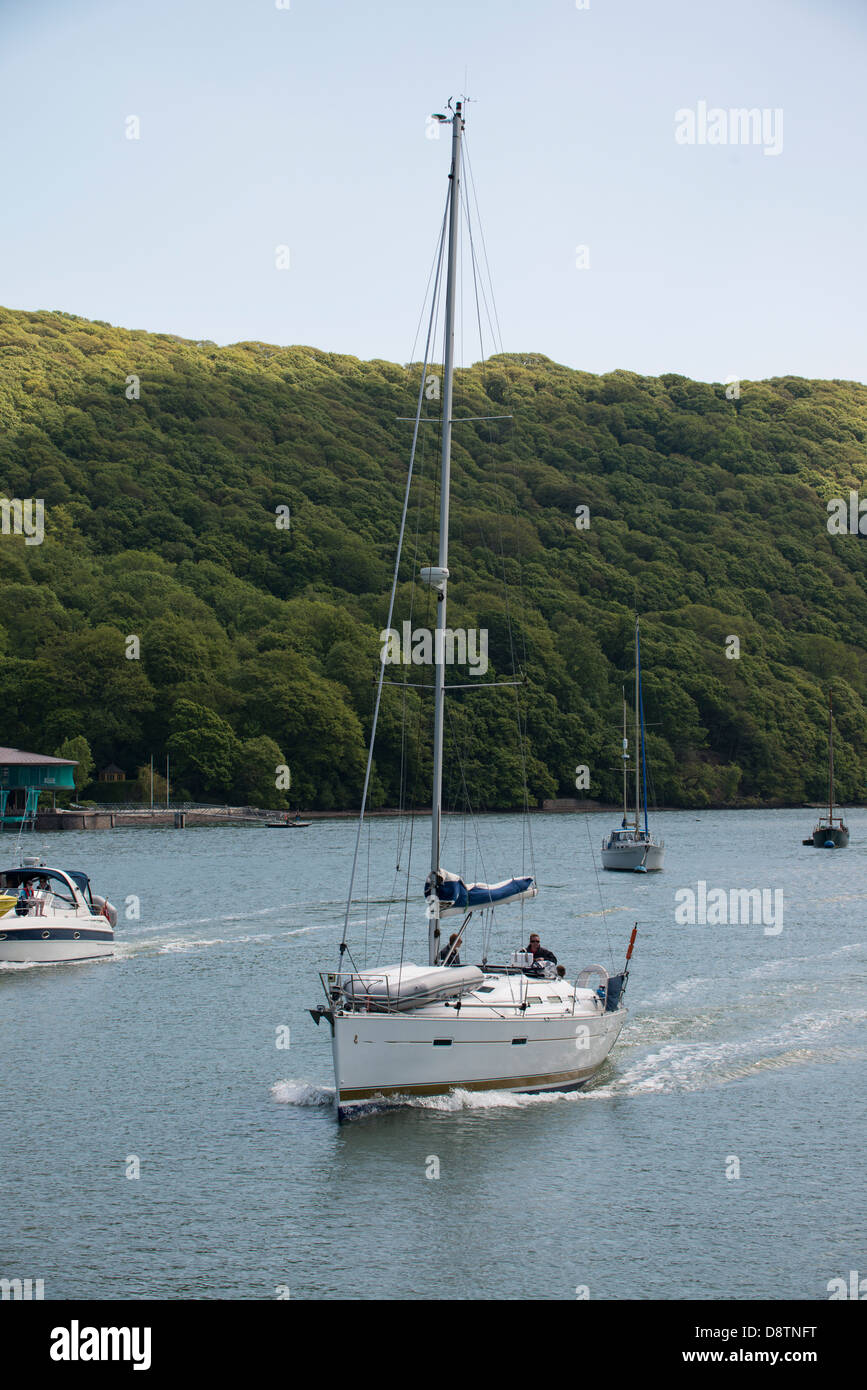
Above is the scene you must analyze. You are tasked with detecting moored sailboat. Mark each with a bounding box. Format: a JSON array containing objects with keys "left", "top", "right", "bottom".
[
  {"left": 601, "top": 618, "right": 664, "bottom": 872},
  {"left": 308, "top": 100, "right": 635, "bottom": 1118},
  {"left": 805, "top": 692, "right": 848, "bottom": 848}
]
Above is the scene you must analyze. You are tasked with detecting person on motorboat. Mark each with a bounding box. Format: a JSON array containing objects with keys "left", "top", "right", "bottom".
[
  {"left": 16, "top": 879, "right": 35, "bottom": 915},
  {"left": 32, "top": 876, "right": 51, "bottom": 916}
]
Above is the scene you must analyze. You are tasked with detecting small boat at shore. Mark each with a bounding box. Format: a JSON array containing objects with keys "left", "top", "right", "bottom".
[
  {"left": 0, "top": 855, "right": 117, "bottom": 962},
  {"left": 267, "top": 814, "right": 310, "bottom": 828}
]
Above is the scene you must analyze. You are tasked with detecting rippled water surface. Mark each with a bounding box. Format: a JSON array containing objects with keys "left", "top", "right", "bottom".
[{"left": 1, "top": 809, "right": 864, "bottom": 1299}]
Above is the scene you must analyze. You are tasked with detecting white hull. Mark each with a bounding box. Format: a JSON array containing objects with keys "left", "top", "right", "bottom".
[
  {"left": 601, "top": 840, "right": 664, "bottom": 872},
  {"left": 0, "top": 863, "right": 118, "bottom": 962},
  {"left": 0, "top": 930, "right": 114, "bottom": 963},
  {"left": 328, "top": 974, "right": 626, "bottom": 1114}
]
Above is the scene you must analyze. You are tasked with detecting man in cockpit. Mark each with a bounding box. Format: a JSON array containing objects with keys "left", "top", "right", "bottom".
[{"left": 527, "top": 933, "right": 557, "bottom": 965}]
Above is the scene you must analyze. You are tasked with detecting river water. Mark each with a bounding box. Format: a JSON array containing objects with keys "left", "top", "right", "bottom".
[{"left": 1, "top": 809, "right": 864, "bottom": 1300}]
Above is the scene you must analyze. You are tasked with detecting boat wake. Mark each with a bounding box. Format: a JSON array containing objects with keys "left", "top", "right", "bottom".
[
  {"left": 113, "top": 932, "right": 277, "bottom": 958},
  {"left": 590, "top": 1003, "right": 867, "bottom": 1098},
  {"left": 270, "top": 1079, "right": 335, "bottom": 1107},
  {"left": 270, "top": 1000, "right": 866, "bottom": 1117}
]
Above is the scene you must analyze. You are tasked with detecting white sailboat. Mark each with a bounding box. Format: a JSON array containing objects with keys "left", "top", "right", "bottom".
[
  {"left": 601, "top": 618, "right": 664, "bottom": 872},
  {"left": 309, "top": 100, "right": 636, "bottom": 1118}
]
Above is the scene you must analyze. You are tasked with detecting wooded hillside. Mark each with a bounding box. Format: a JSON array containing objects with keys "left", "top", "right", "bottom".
[{"left": 1, "top": 305, "right": 865, "bottom": 810}]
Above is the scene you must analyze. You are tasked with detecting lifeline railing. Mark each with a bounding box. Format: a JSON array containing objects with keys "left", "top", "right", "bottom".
[{"left": 318, "top": 970, "right": 603, "bottom": 1017}]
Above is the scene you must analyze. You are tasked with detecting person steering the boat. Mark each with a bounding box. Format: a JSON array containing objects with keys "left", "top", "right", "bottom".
[{"left": 527, "top": 933, "right": 557, "bottom": 965}]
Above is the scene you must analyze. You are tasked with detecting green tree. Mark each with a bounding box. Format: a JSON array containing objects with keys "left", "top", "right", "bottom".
[
  {"left": 233, "top": 736, "right": 290, "bottom": 808},
  {"left": 134, "top": 764, "right": 168, "bottom": 805},
  {"left": 54, "top": 735, "right": 94, "bottom": 792},
  {"left": 166, "top": 700, "right": 241, "bottom": 798}
]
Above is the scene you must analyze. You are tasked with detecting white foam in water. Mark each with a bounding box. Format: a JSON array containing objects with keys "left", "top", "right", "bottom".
[
  {"left": 610, "top": 1004, "right": 867, "bottom": 1096},
  {"left": 744, "top": 940, "right": 865, "bottom": 979},
  {"left": 410, "top": 1086, "right": 592, "bottom": 1112},
  {"left": 111, "top": 930, "right": 281, "bottom": 959},
  {"left": 267, "top": 1000, "right": 867, "bottom": 1117},
  {"left": 156, "top": 937, "right": 227, "bottom": 953},
  {"left": 638, "top": 976, "right": 714, "bottom": 1006},
  {"left": 283, "top": 925, "right": 342, "bottom": 938},
  {"left": 268, "top": 1075, "right": 613, "bottom": 1115},
  {"left": 271, "top": 1079, "right": 335, "bottom": 1106},
  {"left": 0, "top": 957, "right": 106, "bottom": 972}
]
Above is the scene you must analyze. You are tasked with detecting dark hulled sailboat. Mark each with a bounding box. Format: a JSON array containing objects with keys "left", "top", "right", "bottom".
[{"left": 806, "top": 692, "right": 849, "bottom": 848}]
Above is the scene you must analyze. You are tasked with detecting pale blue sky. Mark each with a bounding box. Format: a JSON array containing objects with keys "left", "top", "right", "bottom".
[{"left": 1, "top": 0, "right": 864, "bottom": 382}]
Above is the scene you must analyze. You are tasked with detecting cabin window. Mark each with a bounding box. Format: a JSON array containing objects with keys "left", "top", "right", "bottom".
[
  {"left": 527, "top": 996, "right": 543, "bottom": 1003},
  {"left": 475, "top": 986, "right": 495, "bottom": 993},
  {"left": 547, "top": 995, "right": 561, "bottom": 1003},
  {"left": 432, "top": 1038, "right": 453, "bottom": 1047},
  {"left": 511, "top": 1037, "right": 528, "bottom": 1046}
]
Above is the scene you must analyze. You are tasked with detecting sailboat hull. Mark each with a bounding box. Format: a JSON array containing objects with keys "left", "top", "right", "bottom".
[
  {"left": 812, "top": 825, "right": 848, "bottom": 848},
  {"left": 601, "top": 841, "right": 664, "bottom": 872},
  {"left": 330, "top": 1004, "right": 626, "bottom": 1113}
]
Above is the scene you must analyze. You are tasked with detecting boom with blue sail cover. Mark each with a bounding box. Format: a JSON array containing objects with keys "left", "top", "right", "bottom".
[{"left": 425, "top": 868, "right": 538, "bottom": 917}]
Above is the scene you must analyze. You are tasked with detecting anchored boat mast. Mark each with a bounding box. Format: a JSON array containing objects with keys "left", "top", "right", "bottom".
[
  {"left": 621, "top": 688, "right": 629, "bottom": 824},
  {"left": 634, "top": 620, "right": 640, "bottom": 832},
  {"left": 828, "top": 690, "right": 835, "bottom": 824},
  {"left": 428, "top": 100, "right": 463, "bottom": 967}
]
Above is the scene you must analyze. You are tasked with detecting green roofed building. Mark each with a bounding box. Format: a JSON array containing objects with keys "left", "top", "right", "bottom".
[{"left": 0, "top": 747, "right": 77, "bottom": 827}]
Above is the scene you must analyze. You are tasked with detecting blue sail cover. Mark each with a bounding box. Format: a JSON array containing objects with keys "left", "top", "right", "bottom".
[{"left": 425, "top": 869, "right": 537, "bottom": 918}]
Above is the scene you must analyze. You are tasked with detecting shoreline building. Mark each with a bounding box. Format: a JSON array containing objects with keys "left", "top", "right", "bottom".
[{"left": 0, "top": 747, "right": 77, "bottom": 829}]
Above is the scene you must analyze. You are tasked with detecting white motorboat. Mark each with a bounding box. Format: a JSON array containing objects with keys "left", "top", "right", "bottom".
[
  {"left": 309, "top": 99, "right": 637, "bottom": 1118},
  {"left": 0, "top": 856, "right": 117, "bottom": 963},
  {"left": 601, "top": 618, "right": 665, "bottom": 872}
]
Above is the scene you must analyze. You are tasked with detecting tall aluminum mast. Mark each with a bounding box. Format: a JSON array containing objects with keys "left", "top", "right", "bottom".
[
  {"left": 634, "top": 618, "right": 640, "bottom": 833},
  {"left": 428, "top": 99, "right": 463, "bottom": 967},
  {"left": 621, "top": 688, "right": 629, "bottom": 824}
]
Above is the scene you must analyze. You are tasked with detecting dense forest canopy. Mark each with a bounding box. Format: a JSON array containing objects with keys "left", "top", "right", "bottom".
[{"left": 1, "top": 305, "right": 866, "bottom": 810}]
